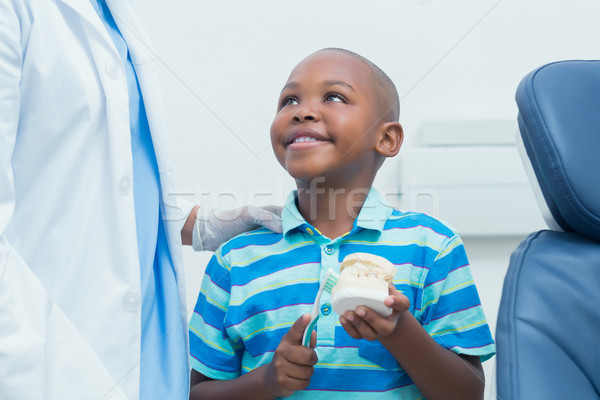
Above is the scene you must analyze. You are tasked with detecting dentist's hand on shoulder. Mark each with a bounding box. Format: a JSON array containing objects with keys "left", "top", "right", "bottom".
[{"left": 181, "top": 205, "right": 283, "bottom": 251}]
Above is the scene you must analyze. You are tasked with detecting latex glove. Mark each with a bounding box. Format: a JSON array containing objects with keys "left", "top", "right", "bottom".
[{"left": 192, "top": 205, "right": 283, "bottom": 252}]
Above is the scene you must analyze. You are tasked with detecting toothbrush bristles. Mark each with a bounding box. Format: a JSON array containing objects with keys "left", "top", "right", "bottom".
[{"left": 323, "top": 272, "right": 339, "bottom": 292}]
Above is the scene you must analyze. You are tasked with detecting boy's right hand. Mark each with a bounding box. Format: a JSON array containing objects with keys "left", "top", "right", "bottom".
[{"left": 264, "top": 313, "right": 318, "bottom": 398}]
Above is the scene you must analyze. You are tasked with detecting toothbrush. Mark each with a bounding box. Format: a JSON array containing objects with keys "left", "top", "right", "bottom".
[{"left": 302, "top": 268, "right": 339, "bottom": 347}]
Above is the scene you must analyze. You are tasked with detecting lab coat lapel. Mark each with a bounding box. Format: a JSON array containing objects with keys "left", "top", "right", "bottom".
[
  {"left": 57, "top": 0, "right": 113, "bottom": 44},
  {"left": 105, "top": 0, "right": 155, "bottom": 64},
  {"left": 56, "top": 0, "right": 166, "bottom": 180}
]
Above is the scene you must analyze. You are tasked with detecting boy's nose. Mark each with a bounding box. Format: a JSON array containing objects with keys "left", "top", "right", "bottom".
[{"left": 292, "top": 105, "right": 320, "bottom": 122}]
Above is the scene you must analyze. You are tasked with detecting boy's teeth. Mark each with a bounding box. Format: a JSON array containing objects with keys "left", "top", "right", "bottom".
[{"left": 293, "top": 136, "right": 319, "bottom": 143}]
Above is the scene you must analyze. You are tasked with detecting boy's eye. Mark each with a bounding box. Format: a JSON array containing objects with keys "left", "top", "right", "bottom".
[
  {"left": 280, "top": 97, "right": 298, "bottom": 108},
  {"left": 325, "top": 93, "right": 346, "bottom": 103}
]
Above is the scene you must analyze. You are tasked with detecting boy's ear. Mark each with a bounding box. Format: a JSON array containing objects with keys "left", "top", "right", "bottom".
[{"left": 375, "top": 122, "right": 403, "bottom": 158}]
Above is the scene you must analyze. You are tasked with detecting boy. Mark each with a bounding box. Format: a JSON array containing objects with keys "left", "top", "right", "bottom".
[{"left": 189, "top": 48, "right": 496, "bottom": 400}]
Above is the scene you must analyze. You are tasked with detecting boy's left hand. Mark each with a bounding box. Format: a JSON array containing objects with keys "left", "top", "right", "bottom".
[{"left": 339, "top": 283, "right": 410, "bottom": 341}]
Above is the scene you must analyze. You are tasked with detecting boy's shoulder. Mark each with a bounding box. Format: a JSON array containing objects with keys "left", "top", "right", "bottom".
[
  {"left": 385, "top": 208, "right": 460, "bottom": 241},
  {"left": 216, "top": 227, "right": 284, "bottom": 258}
]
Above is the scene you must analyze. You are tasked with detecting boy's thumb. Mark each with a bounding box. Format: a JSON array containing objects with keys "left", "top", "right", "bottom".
[
  {"left": 283, "top": 313, "right": 311, "bottom": 344},
  {"left": 387, "top": 283, "right": 410, "bottom": 312}
]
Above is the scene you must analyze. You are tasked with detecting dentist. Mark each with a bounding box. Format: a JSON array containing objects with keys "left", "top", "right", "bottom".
[{"left": 0, "top": 0, "right": 280, "bottom": 399}]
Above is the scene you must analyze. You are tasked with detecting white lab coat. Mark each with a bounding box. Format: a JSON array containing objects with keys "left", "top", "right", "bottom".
[{"left": 0, "top": 0, "right": 191, "bottom": 399}]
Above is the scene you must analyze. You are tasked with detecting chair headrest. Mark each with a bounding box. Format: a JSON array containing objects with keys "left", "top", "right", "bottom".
[{"left": 516, "top": 60, "right": 600, "bottom": 241}]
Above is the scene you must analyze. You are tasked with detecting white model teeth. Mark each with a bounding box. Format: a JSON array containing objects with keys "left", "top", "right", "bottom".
[{"left": 293, "top": 136, "right": 319, "bottom": 143}]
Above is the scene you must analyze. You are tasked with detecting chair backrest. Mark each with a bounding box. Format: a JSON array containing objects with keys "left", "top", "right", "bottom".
[{"left": 496, "top": 60, "right": 600, "bottom": 400}]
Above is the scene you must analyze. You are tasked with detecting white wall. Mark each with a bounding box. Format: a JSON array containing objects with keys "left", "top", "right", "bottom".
[{"left": 138, "top": 1, "right": 600, "bottom": 398}]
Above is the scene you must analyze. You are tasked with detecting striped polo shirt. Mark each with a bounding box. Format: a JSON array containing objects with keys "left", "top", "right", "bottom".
[{"left": 189, "top": 188, "right": 495, "bottom": 399}]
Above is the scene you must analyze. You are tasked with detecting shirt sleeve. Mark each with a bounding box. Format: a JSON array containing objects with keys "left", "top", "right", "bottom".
[
  {"left": 0, "top": 0, "right": 22, "bottom": 224},
  {"left": 417, "top": 234, "right": 496, "bottom": 362},
  {"left": 189, "top": 249, "right": 244, "bottom": 379}
]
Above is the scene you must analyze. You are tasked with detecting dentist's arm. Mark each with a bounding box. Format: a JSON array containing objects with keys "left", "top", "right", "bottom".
[
  {"left": 181, "top": 205, "right": 200, "bottom": 245},
  {"left": 181, "top": 205, "right": 282, "bottom": 251}
]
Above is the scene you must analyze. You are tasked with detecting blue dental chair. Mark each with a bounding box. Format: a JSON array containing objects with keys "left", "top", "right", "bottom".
[{"left": 496, "top": 61, "right": 600, "bottom": 399}]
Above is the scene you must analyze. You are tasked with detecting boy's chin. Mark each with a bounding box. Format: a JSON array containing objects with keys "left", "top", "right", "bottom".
[
  {"left": 285, "top": 165, "right": 329, "bottom": 184},
  {"left": 291, "top": 173, "right": 328, "bottom": 186}
]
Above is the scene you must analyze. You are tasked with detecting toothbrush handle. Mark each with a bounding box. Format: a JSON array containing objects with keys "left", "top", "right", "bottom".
[
  {"left": 302, "top": 293, "right": 322, "bottom": 347},
  {"left": 301, "top": 314, "right": 318, "bottom": 347}
]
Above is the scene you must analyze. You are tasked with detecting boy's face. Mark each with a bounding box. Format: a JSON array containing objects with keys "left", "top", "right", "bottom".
[{"left": 270, "top": 50, "right": 387, "bottom": 186}]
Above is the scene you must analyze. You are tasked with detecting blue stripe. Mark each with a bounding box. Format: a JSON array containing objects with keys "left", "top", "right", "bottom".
[
  {"left": 423, "top": 257, "right": 469, "bottom": 288},
  {"left": 243, "top": 327, "right": 288, "bottom": 357},
  {"left": 226, "top": 283, "right": 318, "bottom": 325},
  {"left": 339, "top": 243, "right": 440, "bottom": 269},
  {"left": 204, "top": 258, "right": 231, "bottom": 293},
  {"left": 308, "top": 367, "right": 413, "bottom": 392},
  {"left": 433, "top": 324, "right": 497, "bottom": 351},
  {"left": 420, "top": 284, "right": 481, "bottom": 324},
  {"left": 332, "top": 327, "right": 361, "bottom": 347},
  {"left": 189, "top": 334, "right": 241, "bottom": 374},
  {"left": 230, "top": 246, "right": 321, "bottom": 286},
  {"left": 221, "top": 229, "right": 282, "bottom": 255},
  {"left": 386, "top": 210, "right": 457, "bottom": 238},
  {"left": 194, "top": 300, "right": 226, "bottom": 331}
]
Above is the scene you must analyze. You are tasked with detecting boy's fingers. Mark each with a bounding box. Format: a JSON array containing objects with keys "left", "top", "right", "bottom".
[
  {"left": 284, "top": 363, "right": 316, "bottom": 381},
  {"left": 285, "top": 346, "right": 318, "bottom": 366},
  {"left": 341, "top": 311, "right": 378, "bottom": 340},
  {"left": 340, "top": 315, "right": 362, "bottom": 339},
  {"left": 352, "top": 308, "right": 379, "bottom": 340},
  {"left": 277, "top": 314, "right": 318, "bottom": 365}
]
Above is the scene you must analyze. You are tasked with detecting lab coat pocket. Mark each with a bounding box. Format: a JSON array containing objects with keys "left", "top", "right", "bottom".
[{"left": 358, "top": 340, "right": 401, "bottom": 371}]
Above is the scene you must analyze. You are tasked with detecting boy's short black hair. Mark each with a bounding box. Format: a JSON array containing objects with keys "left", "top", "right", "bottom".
[{"left": 319, "top": 48, "right": 400, "bottom": 122}]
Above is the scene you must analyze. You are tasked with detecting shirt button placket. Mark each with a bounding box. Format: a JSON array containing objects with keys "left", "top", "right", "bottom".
[{"left": 318, "top": 242, "right": 338, "bottom": 345}]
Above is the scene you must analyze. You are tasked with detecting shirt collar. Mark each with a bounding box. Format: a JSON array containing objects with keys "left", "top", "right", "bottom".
[
  {"left": 354, "top": 187, "right": 393, "bottom": 232},
  {"left": 281, "top": 187, "right": 392, "bottom": 238}
]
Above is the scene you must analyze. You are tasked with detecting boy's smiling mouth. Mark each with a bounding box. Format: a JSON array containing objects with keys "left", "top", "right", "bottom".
[
  {"left": 285, "top": 128, "right": 332, "bottom": 148},
  {"left": 292, "top": 136, "right": 320, "bottom": 144}
]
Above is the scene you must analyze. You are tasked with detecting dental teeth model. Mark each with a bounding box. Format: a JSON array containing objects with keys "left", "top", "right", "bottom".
[{"left": 331, "top": 253, "right": 396, "bottom": 317}]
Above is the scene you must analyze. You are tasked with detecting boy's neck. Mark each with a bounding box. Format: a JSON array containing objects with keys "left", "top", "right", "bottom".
[{"left": 295, "top": 180, "right": 372, "bottom": 240}]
